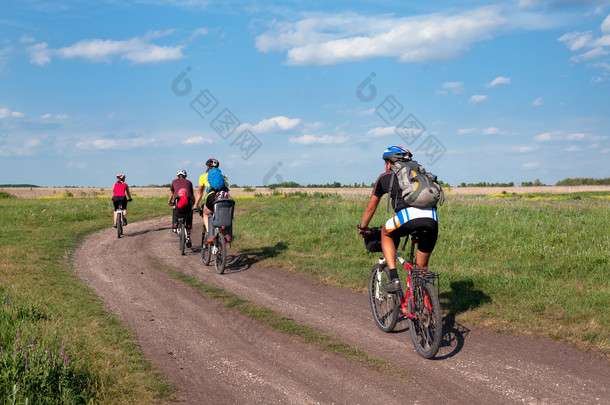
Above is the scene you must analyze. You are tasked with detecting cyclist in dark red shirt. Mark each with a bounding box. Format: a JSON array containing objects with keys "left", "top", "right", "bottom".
[
  {"left": 168, "top": 170, "right": 195, "bottom": 247},
  {"left": 359, "top": 146, "right": 439, "bottom": 293},
  {"left": 112, "top": 174, "right": 132, "bottom": 228}
]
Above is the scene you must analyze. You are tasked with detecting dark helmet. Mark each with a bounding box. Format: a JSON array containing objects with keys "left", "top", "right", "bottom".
[
  {"left": 382, "top": 146, "right": 412, "bottom": 162},
  {"left": 206, "top": 158, "right": 219, "bottom": 169},
  {"left": 116, "top": 174, "right": 126, "bottom": 182}
]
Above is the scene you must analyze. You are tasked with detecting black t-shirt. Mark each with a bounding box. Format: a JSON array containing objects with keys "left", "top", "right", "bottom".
[{"left": 372, "top": 170, "right": 402, "bottom": 212}]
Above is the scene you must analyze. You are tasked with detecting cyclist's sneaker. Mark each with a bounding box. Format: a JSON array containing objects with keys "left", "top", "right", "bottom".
[
  {"left": 113, "top": 222, "right": 117, "bottom": 228},
  {"left": 172, "top": 227, "right": 177, "bottom": 233},
  {"left": 384, "top": 278, "right": 401, "bottom": 293},
  {"left": 206, "top": 238, "right": 213, "bottom": 244},
  {"left": 186, "top": 238, "right": 192, "bottom": 248},
  {"left": 123, "top": 217, "right": 127, "bottom": 226}
]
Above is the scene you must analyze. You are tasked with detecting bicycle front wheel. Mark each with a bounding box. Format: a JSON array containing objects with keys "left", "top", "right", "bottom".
[
  {"left": 179, "top": 223, "right": 186, "bottom": 255},
  {"left": 368, "top": 264, "right": 400, "bottom": 332},
  {"left": 407, "top": 278, "right": 442, "bottom": 359},
  {"left": 116, "top": 213, "right": 123, "bottom": 238},
  {"left": 214, "top": 233, "right": 226, "bottom": 274},
  {"left": 201, "top": 227, "right": 211, "bottom": 265}
]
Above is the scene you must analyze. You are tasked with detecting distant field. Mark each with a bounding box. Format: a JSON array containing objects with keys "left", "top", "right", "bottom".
[{"left": 2, "top": 185, "right": 610, "bottom": 198}]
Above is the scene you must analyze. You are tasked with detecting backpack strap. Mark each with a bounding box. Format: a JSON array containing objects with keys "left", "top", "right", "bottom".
[{"left": 387, "top": 171, "right": 395, "bottom": 213}]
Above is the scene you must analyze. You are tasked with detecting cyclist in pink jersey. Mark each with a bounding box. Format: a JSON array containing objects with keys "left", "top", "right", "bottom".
[{"left": 112, "top": 174, "right": 133, "bottom": 228}]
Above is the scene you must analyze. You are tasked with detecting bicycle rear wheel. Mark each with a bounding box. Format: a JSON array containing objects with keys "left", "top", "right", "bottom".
[
  {"left": 407, "top": 278, "right": 442, "bottom": 359},
  {"left": 116, "top": 213, "right": 123, "bottom": 238},
  {"left": 179, "top": 222, "right": 186, "bottom": 255},
  {"left": 368, "top": 264, "right": 400, "bottom": 332},
  {"left": 201, "top": 226, "right": 211, "bottom": 265},
  {"left": 214, "top": 233, "right": 226, "bottom": 274}
]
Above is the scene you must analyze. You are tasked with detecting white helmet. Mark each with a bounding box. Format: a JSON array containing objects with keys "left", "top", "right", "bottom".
[{"left": 177, "top": 169, "right": 187, "bottom": 178}]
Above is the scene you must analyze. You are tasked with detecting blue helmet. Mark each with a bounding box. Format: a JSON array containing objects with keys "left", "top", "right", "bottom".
[{"left": 382, "top": 145, "right": 412, "bottom": 162}]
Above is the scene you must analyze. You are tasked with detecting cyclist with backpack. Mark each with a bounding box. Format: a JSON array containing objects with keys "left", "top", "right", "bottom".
[
  {"left": 168, "top": 169, "right": 195, "bottom": 248},
  {"left": 112, "top": 174, "right": 132, "bottom": 228},
  {"left": 193, "top": 158, "right": 229, "bottom": 243},
  {"left": 358, "top": 146, "right": 443, "bottom": 293}
]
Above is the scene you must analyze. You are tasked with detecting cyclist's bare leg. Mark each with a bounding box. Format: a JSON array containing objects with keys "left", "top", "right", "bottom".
[
  {"left": 381, "top": 226, "right": 397, "bottom": 270},
  {"left": 203, "top": 206, "right": 213, "bottom": 236},
  {"left": 416, "top": 251, "right": 431, "bottom": 269}
]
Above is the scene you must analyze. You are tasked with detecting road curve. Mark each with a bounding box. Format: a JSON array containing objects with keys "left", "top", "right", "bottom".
[{"left": 74, "top": 217, "right": 609, "bottom": 404}]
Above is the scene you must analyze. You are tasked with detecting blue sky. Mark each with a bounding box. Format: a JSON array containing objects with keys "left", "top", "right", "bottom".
[{"left": 1, "top": 0, "right": 609, "bottom": 187}]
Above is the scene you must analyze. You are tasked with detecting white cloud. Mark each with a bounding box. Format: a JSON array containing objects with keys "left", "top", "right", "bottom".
[
  {"left": 0, "top": 107, "right": 25, "bottom": 119},
  {"left": 191, "top": 28, "right": 209, "bottom": 38},
  {"left": 366, "top": 126, "right": 397, "bottom": 137},
  {"left": 19, "top": 35, "right": 36, "bottom": 44},
  {"left": 559, "top": 31, "right": 594, "bottom": 51},
  {"left": 534, "top": 132, "right": 553, "bottom": 142},
  {"left": 486, "top": 76, "right": 511, "bottom": 88},
  {"left": 289, "top": 134, "right": 348, "bottom": 145},
  {"left": 458, "top": 128, "right": 477, "bottom": 135},
  {"left": 602, "top": 14, "right": 610, "bottom": 33},
  {"left": 564, "top": 145, "right": 582, "bottom": 152},
  {"left": 359, "top": 108, "right": 377, "bottom": 116},
  {"left": 532, "top": 97, "right": 543, "bottom": 106},
  {"left": 512, "top": 145, "right": 539, "bottom": 153},
  {"left": 41, "top": 113, "right": 68, "bottom": 119},
  {"left": 440, "top": 81, "right": 464, "bottom": 94},
  {"left": 559, "top": 14, "right": 610, "bottom": 67},
  {"left": 566, "top": 133, "right": 587, "bottom": 140},
  {"left": 249, "top": 116, "right": 302, "bottom": 133},
  {"left": 24, "top": 139, "right": 42, "bottom": 148},
  {"left": 482, "top": 127, "right": 500, "bottom": 135},
  {"left": 577, "top": 47, "right": 609, "bottom": 60},
  {"left": 522, "top": 162, "right": 539, "bottom": 168},
  {"left": 592, "top": 62, "right": 610, "bottom": 70},
  {"left": 256, "top": 7, "right": 506, "bottom": 65},
  {"left": 469, "top": 94, "right": 488, "bottom": 104},
  {"left": 183, "top": 136, "right": 213, "bottom": 145},
  {"left": 76, "top": 136, "right": 158, "bottom": 150},
  {"left": 27, "top": 31, "right": 185, "bottom": 65}
]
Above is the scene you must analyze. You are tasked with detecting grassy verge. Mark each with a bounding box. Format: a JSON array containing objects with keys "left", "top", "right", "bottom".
[
  {"left": 231, "top": 192, "right": 610, "bottom": 355},
  {"left": 0, "top": 196, "right": 173, "bottom": 404},
  {"left": 147, "top": 256, "right": 404, "bottom": 378}
]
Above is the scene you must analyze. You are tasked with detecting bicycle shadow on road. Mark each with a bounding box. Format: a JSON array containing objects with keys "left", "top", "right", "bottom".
[
  {"left": 117, "top": 226, "right": 172, "bottom": 238},
  {"left": 224, "top": 242, "right": 290, "bottom": 273},
  {"left": 435, "top": 279, "right": 491, "bottom": 359}
]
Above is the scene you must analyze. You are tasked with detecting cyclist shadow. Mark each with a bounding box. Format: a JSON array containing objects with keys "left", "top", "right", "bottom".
[
  {"left": 119, "top": 226, "right": 172, "bottom": 238},
  {"left": 223, "top": 242, "right": 289, "bottom": 273},
  {"left": 435, "top": 279, "right": 491, "bottom": 359}
]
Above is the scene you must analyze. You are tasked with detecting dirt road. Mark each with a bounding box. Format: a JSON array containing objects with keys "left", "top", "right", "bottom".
[{"left": 74, "top": 217, "right": 608, "bottom": 404}]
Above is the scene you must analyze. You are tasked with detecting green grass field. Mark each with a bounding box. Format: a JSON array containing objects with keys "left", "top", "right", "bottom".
[
  {"left": 0, "top": 191, "right": 608, "bottom": 403},
  {"left": 232, "top": 192, "right": 609, "bottom": 354},
  {"left": 0, "top": 196, "right": 172, "bottom": 404}
]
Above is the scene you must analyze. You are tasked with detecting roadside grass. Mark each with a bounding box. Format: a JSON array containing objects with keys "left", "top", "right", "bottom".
[
  {"left": 0, "top": 196, "right": 173, "bottom": 404},
  {"left": 1, "top": 191, "right": 607, "bottom": 402},
  {"left": 232, "top": 192, "right": 610, "bottom": 355},
  {"left": 147, "top": 256, "right": 405, "bottom": 378}
]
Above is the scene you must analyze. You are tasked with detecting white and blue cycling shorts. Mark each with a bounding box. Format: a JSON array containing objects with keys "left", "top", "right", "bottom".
[{"left": 385, "top": 207, "right": 438, "bottom": 233}]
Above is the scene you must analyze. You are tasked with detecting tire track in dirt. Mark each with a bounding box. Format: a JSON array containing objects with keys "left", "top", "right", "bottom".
[{"left": 75, "top": 217, "right": 609, "bottom": 404}]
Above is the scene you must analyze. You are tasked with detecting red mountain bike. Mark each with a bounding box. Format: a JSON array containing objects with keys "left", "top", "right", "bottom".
[{"left": 362, "top": 227, "right": 443, "bottom": 359}]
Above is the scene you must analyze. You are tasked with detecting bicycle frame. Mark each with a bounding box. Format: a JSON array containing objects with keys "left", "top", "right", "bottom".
[{"left": 375, "top": 238, "right": 439, "bottom": 320}]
